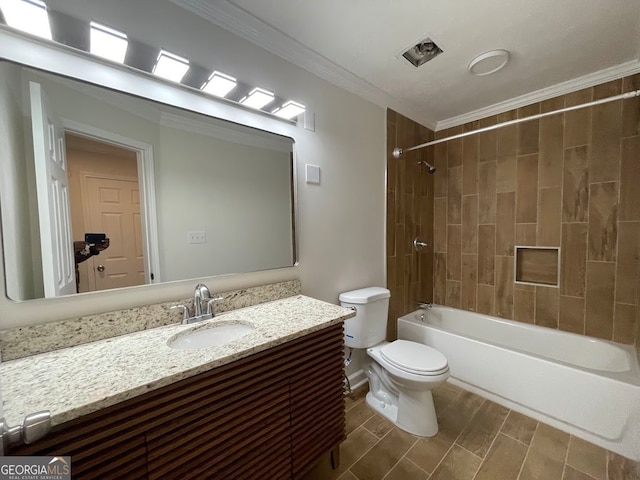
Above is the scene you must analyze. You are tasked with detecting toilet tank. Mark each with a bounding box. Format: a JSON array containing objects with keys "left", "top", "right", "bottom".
[{"left": 339, "top": 287, "right": 391, "bottom": 348}]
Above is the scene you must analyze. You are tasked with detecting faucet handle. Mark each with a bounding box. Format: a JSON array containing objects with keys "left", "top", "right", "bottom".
[
  {"left": 416, "top": 301, "right": 433, "bottom": 310},
  {"left": 171, "top": 304, "right": 191, "bottom": 323},
  {"left": 206, "top": 295, "right": 224, "bottom": 317}
]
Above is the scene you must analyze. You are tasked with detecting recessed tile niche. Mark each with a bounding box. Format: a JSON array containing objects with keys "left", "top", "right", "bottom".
[{"left": 515, "top": 247, "right": 560, "bottom": 287}]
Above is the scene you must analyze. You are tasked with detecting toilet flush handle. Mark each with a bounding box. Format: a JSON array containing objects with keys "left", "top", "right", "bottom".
[{"left": 347, "top": 306, "right": 357, "bottom": 313}]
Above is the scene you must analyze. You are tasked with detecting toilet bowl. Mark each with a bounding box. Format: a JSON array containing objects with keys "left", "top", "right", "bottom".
[
  {"left": 365, "top": 340, "right": 449, "bottom": 436},
  {"left": 339, "top": 287, "right": 450, "bottom": 437}
]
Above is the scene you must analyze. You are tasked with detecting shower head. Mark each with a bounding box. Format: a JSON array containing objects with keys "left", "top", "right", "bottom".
[{"left": 417, "top": 161, "right": 436, "bottom": 174}]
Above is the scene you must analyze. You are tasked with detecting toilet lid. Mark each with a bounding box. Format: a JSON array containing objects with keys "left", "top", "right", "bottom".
[{"left": 381, "top": 340, "right": 448, "bottom": 375}]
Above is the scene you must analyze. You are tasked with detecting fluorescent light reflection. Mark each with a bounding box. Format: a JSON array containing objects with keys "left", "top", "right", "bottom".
[
  {"left": 201, "top": 71, "right": 237, "bottom": 98},
  {"left": 239, "top": 87, "right": 274, "bottom": 109},
  {"left": 152, "top": 49, "right": 189, "bottom": 83},
  {"left": 273, "top": 100, "right": 305, "bottom": 120},
  {"left": 90, "top": 21, "right": 128, "bottom": 63},
  {"left": 0, "top": 0, "right": 52, "bottom": 40}
]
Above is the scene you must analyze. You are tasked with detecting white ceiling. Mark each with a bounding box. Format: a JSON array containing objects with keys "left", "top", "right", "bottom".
[{"left": 173, "top": 0, "right": 640, "bottom": 130}]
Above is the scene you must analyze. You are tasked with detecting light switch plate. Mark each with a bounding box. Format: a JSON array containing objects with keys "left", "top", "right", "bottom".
[
  {"left": 305, "top": 164, "right": 320, "bottom": 184},
  {"left": 188, "top": 231, "right": 206, "bottom": 244}
]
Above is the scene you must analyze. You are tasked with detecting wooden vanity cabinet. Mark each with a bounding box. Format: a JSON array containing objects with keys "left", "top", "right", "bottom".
[{"left": 10, "top": 323, "right": 345, "bottom": 479}]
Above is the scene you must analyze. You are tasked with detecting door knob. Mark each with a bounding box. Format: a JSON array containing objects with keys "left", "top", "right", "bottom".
[{"left": 97, "top": 264, "right": 105, "bottom": 272}]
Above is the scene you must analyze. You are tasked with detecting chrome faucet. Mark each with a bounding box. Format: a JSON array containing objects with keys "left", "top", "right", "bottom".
[
  {"left": 194, "top": 283, "right": 211, "bottom": 317},
  {"left": 417, "top": 301, "right": 433, "bottom": 310}
]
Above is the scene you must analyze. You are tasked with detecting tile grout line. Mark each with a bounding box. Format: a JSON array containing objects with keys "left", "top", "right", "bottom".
[
  {"left": 515, "top": 421, "right": 540, "bottom": 480},
  {"left": 469, "top": 406, "right": 516, "bottom": 480},
  {"left": 560, "top": 434, "right": 572, "bottom": 480},
  {"left": 499, "top": 430, "right": 531, "bottom": 448},
  {"left": 344, "top": 422, "right": 396, "bottom": 478},
  {"left": 379, "top": 436, "right": 421, "bottom": 480}
]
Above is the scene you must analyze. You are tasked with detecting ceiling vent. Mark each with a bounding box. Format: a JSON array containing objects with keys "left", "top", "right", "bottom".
[{"left": 402, "top": 38, "right": 443, "bottom": 67}]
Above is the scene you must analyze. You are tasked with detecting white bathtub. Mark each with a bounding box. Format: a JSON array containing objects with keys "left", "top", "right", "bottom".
[{"left": 398, "top": 305, "right": 640, "bottom": 461}]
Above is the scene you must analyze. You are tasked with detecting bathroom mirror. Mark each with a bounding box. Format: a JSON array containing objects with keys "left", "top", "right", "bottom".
[{"left": 0, "top": 60, "right": 296, "bottom": 301}]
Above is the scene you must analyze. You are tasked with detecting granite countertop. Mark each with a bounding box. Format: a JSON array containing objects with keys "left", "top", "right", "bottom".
[{"left": 0, "top": 295, "right": 354, "bottom": 427}]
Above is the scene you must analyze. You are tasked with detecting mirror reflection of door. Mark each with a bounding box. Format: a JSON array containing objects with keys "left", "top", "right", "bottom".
[{"left": 65, "top": 133, "right": 145, "bottom": 293}]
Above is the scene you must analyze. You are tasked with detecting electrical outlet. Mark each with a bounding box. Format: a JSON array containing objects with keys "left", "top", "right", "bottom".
[{"left": 188, "top": 231, "right": 206, "bottom": 244}]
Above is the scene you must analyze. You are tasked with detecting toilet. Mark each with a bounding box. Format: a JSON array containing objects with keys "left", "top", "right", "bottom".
[{"left": 340, "top": 287, "right": 449, "bottom": 437}]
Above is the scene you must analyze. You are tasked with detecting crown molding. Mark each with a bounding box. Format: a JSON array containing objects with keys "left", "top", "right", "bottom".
[
  {"left": 169, "top": 0, "right": 437, "bottom": 130},
  {"left": 159, "top": 111, "right": 293, "bottom": 152},
  {"left": 436, "top": 59, "right": 640, "bottom": 130}
]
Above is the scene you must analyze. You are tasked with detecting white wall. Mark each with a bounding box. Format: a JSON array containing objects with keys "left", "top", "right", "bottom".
[
  {"left": 0, "top": 0, "right": 386, "bottom": 327},
  {"left": 0, "top": 62, "right": 34, "bottom": 300}
]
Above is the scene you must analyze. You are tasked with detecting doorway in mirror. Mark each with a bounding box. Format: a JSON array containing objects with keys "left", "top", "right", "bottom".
[{"left": 66, "top": 133, "right": 145, "bottom": 293}]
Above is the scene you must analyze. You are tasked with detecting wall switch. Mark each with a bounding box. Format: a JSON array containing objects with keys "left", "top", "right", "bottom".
[
  {"left": 305, "top": 164, "right": 320, "bottom": 184},
  {"left": 188, "top": 231, "right": 206, "bottom": 244}
]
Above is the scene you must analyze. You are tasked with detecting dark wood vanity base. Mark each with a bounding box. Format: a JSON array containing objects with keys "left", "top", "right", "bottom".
[{"left": 10, "top": 323, "right": 345, "bottom": 479}]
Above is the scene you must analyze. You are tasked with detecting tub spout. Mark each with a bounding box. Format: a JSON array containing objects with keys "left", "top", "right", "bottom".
[{"left": 417, "top": 301, "right": 432, "bottom": 310}]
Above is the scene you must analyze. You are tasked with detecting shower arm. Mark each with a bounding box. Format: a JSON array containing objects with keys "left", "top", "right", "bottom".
[{"left": 393, "top": 89, "right": 640, "bottom": 159}]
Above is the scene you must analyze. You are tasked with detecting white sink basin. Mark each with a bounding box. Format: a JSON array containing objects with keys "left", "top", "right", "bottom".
[{"left": 168, "top": 323, "right": 255, "bottom": 350}]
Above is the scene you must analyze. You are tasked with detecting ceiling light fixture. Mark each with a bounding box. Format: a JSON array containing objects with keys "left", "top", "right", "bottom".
[
  {"left": 153, "top": 49, "right": 190, "bottom": 83},
  {"left": 201, "top": 70, "right": 237, "bottom": 98},
  {"left": 90, "top": 21, "right": 128, "bottom": 64},
  {"left": 239, "top": 87, "right": 274, "bottom": 110},
  {"left": 273, "top": 100, "right": 305, "bottom": 120},
  {"left": 0, "top": 0, "right": 52, "bottom": 40},
  {"left": 468, "top": 49, "right": 510, "bottom": 76}
]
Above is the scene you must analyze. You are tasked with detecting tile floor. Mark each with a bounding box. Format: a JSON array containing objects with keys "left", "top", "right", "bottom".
[{"left": 303, "top": 383, "right": 640, "bottom": 480}]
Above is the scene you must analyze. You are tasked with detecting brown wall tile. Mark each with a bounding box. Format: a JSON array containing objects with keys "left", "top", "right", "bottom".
[
  {"left": 479, "top": 162, "right": 497, "bottom": 224},
  {"left": 497, "top": 123, "right": 518, "bottom": 157},
  {"left": 462, "top": 195, "right": 478, "bottom": 254},
  {"left": 585, "top": 261, "right": 615, "bottom": 340},
  {"left": 448, "top": 166, "right": 462, "bottom": 224},
  {"left": 560, "top": 223, "right": 588, "bottom": 297},
  {"left": 590, "top": 101, "right": 622, "bottom": 183},
  {"left": 462, "top": 254, "right": 478, "bottom": 312},
  {"left": 564, "top": 88, "right": 592, "bottom": 148},
  {"left": 496, "top": 192, "right": 516, "bottom": 255},
  {"left": 614, "top": 303, "right": 637, "bottom": 345},
  {"left": 539, "top": 114, "right": 564, "bottom": 188},
  {"left": 434, "top": 197, "right": 447, "bottom": 253},
  {"left": 559, "top": 295, "right": 585, "bottom": 334},
  {"left": 615, "top": 222, "right": 640, "bottom": 304},
  {"left": 515, "top": 224, "right": 537, "bottom": 246},
  {"left": 447, "top": 225, "right": 462, "bottom": 280},
  {"left": 517, "top": 104, "right": 540, "bottom": 156},
  {"left": 478, "top": 225, "right": 496, "bottom": 285},
  {"left": 535, "top": 287, "right": 559, "bottom": 329},
  {"left": 434, "top": 253, "right": 447, "bottom": 305},
  {"left": 514, "top": 288, "right": 535, "bottom": 324},
  {"left": 448, "top": 136, "right": 463, "bottom": 168},
  {"left": 516, "top": 154, "right": 538, "bottom": 223},
  {"left": 496, "top": 155, "right": 517, "bottom": 193},
  {"left": 495, "top": 256, "right": 514, "bottom": 318},
  {"left": 620, "top": 136, "right": 640, "bottom": 221},
  {"left": 622, "top": 75, "right": 640, "bottom": 137},
  {"left": 434, "top": 143, "right": 448, "bottom": 198},
  {"left": 562, "top": 146, "right": 589, "bottom": 222},
  {"left": 537, "top": 187, "right": 561, "bottom": 246},
  {"left": 479, "top": 116, "right": 498, "bottom": 163},
  {"left": 588, "top": 182, "right": 618, "bottom": 262},
  {"left": 446, "top": 280, "right": 461, "bottom": 308},
  {"left": 477, "top": 284, "right": 494, "bottom": 315},
  {"left": 463, "top": 135, "right": 479, "bottom": 195}
]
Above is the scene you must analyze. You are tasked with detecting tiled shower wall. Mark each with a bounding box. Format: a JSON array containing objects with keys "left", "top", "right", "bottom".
[
  {"left": 432, "top": 74, "right": 640, "bottom": 351},
  {"left": 386, "top": 110, "right": 434, "bottom": 340}
]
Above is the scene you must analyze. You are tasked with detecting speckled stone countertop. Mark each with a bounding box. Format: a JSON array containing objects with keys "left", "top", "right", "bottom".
[{"left": 0, "top": 295, "right": 354, "bottom": 428}]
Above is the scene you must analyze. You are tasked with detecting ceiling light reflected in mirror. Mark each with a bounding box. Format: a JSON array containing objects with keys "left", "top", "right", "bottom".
[
  {"left": 201, "top": 70, "right": 237, "bottom": 98},
  {"left": 89, "top": 21, "right": 127, "bottom": 64},
  {"left": 0, "top": 0, "right": 51, "bottom": 40},
  {"left": 152, "top": 49, "right": 190, "bottom": 83}
]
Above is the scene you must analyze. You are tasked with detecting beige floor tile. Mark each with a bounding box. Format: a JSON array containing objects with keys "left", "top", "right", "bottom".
[
  {"left": 456, "top": 400, "right": 510, "bottom": 458},
  {"left": 350, "top": 428, "right": 419, "bottom": 480},
  {"left": 406, "top": 434, "right": 454, "bottom": 474},
  {"left": 518, "top": 423, "right": 570, "bottom": 480},
  {"left": 473, "top": 433, "right": 528, "bottom": 480},
  {"left": 337, "top": 471, "right": 360, "bottom": 480},
  {"left": 345, "top": 386, "right": 369, "bottom": 412},
  {"left": 382, "top": 458, "right": 429, "bottom": 480},
  {"left": 500, "top": 410, "right": 538, "bottom": 445},
  {"left": 433, "top": 382, "right": 462, "bottom": 412},
  {"left": 430, "top": 445, "right": 482, "bottom": 480},
  {"left": 566, "top": 436, "right": 607, "bottom": 480},
  {"left": 607, "top": 451, "right": 640, "bottom": 480},
  {"left": 334, "top": 426, "right": 380, "bottom": 477},
  {"left": 563, "top": 466, "right": 598, "bottom": 480},
  {"left": 346, "top": 400, "right": 376, "bottom": 435},
  {"left": 363, "top": 414, "right": 395, "bottom": 439}
]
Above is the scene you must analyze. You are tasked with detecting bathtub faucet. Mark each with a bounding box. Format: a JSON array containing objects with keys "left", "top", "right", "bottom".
[{"left": 417, "top": 301, "right": 432, "bottom": 310}]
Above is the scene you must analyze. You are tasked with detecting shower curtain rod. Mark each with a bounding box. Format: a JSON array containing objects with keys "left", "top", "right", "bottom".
[{"left": 392, "top": 89, "right": 640, "bottom": 159}]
